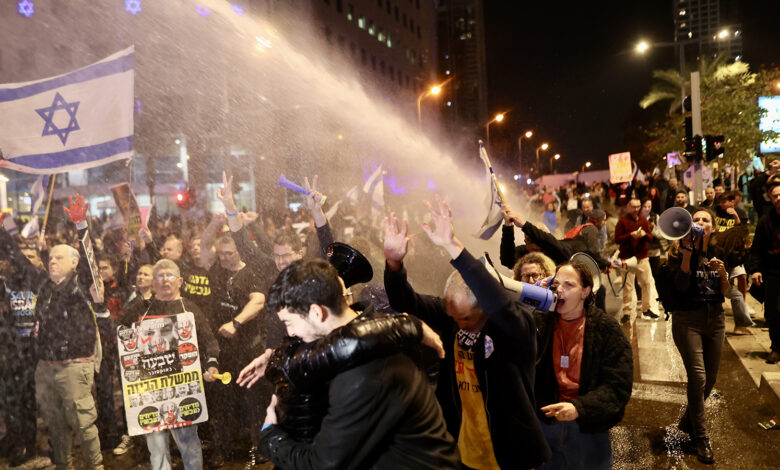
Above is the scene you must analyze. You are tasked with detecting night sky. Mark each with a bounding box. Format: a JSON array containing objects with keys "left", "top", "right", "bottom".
[{"left": 483, "top": 0, "right": 780, "bottom": 174}]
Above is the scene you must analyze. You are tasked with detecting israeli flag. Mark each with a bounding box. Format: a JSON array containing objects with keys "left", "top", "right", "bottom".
[
  {"left": 363, "top": 165, "right": 384, "bottom": 217},
  {"left": 0, "top": 47, "right": 134, "bottom": 174}
]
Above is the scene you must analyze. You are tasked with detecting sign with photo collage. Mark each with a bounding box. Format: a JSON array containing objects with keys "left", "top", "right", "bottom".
[{"left": 116, "top": 312, "right": 209, "bottom": 436}]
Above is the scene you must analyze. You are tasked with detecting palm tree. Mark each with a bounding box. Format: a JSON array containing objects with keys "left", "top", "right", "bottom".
[{"left": 639, "top": 55, "right": 728, "bottom": 113}]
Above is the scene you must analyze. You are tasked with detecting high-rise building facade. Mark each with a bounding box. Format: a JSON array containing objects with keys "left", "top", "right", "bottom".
[{"left": 673, "top": 0, "right": 742, "bottom": 61}]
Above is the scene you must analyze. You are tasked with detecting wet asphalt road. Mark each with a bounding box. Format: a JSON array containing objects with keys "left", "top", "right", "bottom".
[{"left": 4, "top": 325, "right": 779, "bottom": 469}]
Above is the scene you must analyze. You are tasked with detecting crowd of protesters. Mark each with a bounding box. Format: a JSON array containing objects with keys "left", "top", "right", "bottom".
[{"left": 0, "top": 157, "right": 778, "bottom": 469}]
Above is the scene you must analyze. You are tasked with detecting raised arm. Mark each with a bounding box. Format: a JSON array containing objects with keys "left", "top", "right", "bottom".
[
  {"left": 200, "top": 212, "right": 226, "bottom": 269},
  {"left": 382, "top": 212, "right": 452, "bottom": 334},
  {"left": 421, "top": 196, "right": 537, "bottom": 338}
]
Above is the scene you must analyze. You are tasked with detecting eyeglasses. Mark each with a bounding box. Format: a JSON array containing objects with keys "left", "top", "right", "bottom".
[
  {"left": 520, "top": 272, "right": 543, "bottom": 283},
  {"left": 155, "top": 273, "right": 178, "bottom": 281}
]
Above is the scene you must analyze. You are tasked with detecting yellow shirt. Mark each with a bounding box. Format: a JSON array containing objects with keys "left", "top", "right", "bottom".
[{"left": 454, "top": 340, "right": 501, "bottom": 470}]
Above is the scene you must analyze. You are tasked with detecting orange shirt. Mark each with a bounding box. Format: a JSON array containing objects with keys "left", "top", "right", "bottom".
[{"left": 552, "top": 316, "right": 586, "bottom": 401}]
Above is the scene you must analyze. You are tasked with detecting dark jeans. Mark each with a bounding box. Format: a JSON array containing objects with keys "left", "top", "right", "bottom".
[
  {"left": 0, "top": 337, "right": 37, "bottom": 450},
  {"left": 538, "top": 420, "right": 611, "bottom": 470},
  {"left": 96, "top": 317, "right": 120, "bottom": 444},
  {"left": 671, "top": 305, "right": 725, "bottom": 440},
  {"left": 763, "top": 275, "right": 780, "bottom": 353}
]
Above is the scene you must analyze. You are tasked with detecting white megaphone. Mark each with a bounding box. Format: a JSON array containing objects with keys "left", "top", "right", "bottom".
[{"left": 658, "top": 207, "right": 703, "bottom": 240}]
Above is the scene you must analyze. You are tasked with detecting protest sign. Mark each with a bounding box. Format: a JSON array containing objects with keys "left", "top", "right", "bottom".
[
  {"left": 608, "top": 152, "right": 633, "bottom": 184},
  {"left": 117, "top": 312, "right": 208, "bottom": 435},
  {"left": 110, "top": 183, "right": 142, "bottom": 239},
  {"left": 81, "top": 232, "right": 104, "bottom": 301}
]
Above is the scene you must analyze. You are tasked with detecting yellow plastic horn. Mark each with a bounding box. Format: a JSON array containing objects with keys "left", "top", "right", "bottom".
[{"left": 212, "top": 372, "right": 232, "bottom": 385}]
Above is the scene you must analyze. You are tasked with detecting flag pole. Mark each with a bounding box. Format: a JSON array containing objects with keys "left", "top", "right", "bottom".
[
  {"left": 39, "top": 174, "right": 56, "bottom": 243},
  {"left": 479, "top": 140, "right": 506, "bottom": 204}
]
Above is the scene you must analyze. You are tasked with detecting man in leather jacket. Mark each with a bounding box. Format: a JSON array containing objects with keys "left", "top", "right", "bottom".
[{"left": 254, "top": 259, "right": 459, "bottom": 470}]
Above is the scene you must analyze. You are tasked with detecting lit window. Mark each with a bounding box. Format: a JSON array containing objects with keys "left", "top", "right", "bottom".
[
  {"left": 678, "top": 9, "right": 686, "bottom": 16},
  {"left": 347, "top": 3, "right": 354, "bottom": 20},
  {"left": 378, "top": 30, "right": 386, "bottom": 42},
  {"left": 358, "top": 16, "right": 366, "bottom": 29},
  {"left": 445, "top": 69, "right": 450, "bottom": 75},
  {"left": 368, "top": 20, "right": 375, "bottom": 35},
  {"left": 386, "top": 35, "right": 392, "bottom": 47}
]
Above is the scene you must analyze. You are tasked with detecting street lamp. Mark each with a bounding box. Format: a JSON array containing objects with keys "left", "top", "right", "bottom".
[
  {"left": 416, "top": 78, "right": 452, "bottom": 130},
  {"left": 549, "top": 153, "right": 561, "bottom": 173},
  {"left": 535, "top": 142, "right": 549, "bottom": 175},
  {"left": 485, "top": 113, "right": 506, "bottom": 147},
  {"left": 634, "top": 37, "right": 700, "bottom": 115},
  {"left": 517, "top": 130, "right": 533, "bottom": 168}
]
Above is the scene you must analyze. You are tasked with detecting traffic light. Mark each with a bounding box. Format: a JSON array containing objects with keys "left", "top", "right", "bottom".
[
  {"left": 175, "top": 187, "right": 196, "bottom": 210},
  {"left": 705, "top": 135, "right": 724, "bottom": 161},
  {"left": 682, "top": 116, "right": 695, "bottom": 160}
]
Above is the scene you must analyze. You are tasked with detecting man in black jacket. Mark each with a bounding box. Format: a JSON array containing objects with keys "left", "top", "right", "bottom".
[
  {"left": 383, "top": 196, "right": 551, "bottom": 470},
  {"left": 2, "top": 194, "right": 105, "bottom": 470},
  {"left": 258, "top": 258, "right": 459, "bottom": 470}
]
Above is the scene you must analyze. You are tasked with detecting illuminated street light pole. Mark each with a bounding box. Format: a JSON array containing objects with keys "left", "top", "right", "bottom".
[
  {"left": 535, "top": 142, "right": 549, "bottom": 175},
  {"left": 485, "top": 113, "right": 505, "bottom": 147},
  {"left": 635, "top": 38, "right": 699, "bottom": 115},
  {"left": 518, "top": 130, "right": 533, "bottom": 170},
  {"left": 549, "top": 153, "right": 561, "bottom": 173},
  {"left": 0, "top": 173, "right": 8, "bottom": 211},
  {"left": 416, "top": 77, "right": 453, "bottom": 131}
]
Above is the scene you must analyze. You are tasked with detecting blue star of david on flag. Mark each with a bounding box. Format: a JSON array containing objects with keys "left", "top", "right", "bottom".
[{"left": 35, "top": 92, "right": 80, "bottom": 145}]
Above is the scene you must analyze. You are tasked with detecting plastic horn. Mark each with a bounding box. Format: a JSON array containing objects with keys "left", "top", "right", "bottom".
[
  {"left": 276, "top": 174, "right": 327, "bottom": 205},
  {"left": 212, "top": 372, "right": 232, "bottom": 385}
]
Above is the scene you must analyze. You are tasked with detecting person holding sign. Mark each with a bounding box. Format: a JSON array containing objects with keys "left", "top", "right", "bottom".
[
  {"left": 119, "top": 259, "right": 221, "bottom": 470},
  {"left": 0, "top": 194, "right": 105, "bottom": 470}
]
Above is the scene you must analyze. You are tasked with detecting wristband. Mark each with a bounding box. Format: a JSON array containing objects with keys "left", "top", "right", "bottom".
[
  {"left": 261, "top": 423, "right": 272, "bottom": 432},
  {"left": 226, "top": 211, "right": 239, "bottom": 219},
  {"left": 232, "top": 319, "right": 242, "bottom": 330}
]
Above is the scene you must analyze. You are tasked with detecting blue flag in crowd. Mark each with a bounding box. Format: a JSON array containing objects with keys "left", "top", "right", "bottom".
[
  {"left": 0, "top": 47, "right": 134, "bottom": 174},
  {"left": 363, "top": 164, "right": 385, "bottom": 217},
  {"left": 20, "top": 174, "right": 50, "bottom": 238}
]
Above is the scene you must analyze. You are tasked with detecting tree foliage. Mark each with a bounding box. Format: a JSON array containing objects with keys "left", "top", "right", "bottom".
[{"left": 640, "top": 58, "right": 779, "bottom": 167}]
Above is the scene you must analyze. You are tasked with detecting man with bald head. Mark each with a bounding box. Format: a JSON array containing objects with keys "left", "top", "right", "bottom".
[{"left": 1, "top": 194, "right": 105, "bottom": 469}]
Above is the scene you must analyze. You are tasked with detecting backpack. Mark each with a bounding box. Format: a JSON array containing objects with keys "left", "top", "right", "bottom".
[{"left": 564, "top": 223, "right": 594, "bottom": 240}]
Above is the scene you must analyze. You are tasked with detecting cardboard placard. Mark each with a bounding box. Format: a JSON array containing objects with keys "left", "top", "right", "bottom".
[
  {"left": 81, "top": 232, "right": 104, "bottom": 301},
  {"left": 110, "top": 183, "right": 142, "bottom": 239},
  {"left": 117, "top": 312, "right": 208, "bottom": 436},
  {"left": 608, "top": 152, "right": 633, "bottom": 184}
]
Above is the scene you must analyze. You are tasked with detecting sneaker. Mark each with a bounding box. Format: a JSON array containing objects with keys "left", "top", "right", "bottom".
[
  {"left": 10, "top": 447, "right": 35, "bottom": 467},
  {"left": 694, "top": 436, "right": 714, "bottom": 464},
  {"left": 642, "top": 310, "right": 659, "bottom": 320},
  {"left": 113, "top": 435, "right": 133, "bottom": 455},
  {"left": 767, "top": 351, "right": 780, "bottom": 365},
  {"left": 731, "top": 327, "right": 751, "bottom": 336},
  {"left": 245, "top": 446, "right": 269, "bottom": 469}
]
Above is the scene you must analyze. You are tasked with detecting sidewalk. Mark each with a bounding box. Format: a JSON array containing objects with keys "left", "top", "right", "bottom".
[{"left": 724, "top": 294, "right": 780, "bottom": 415}]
